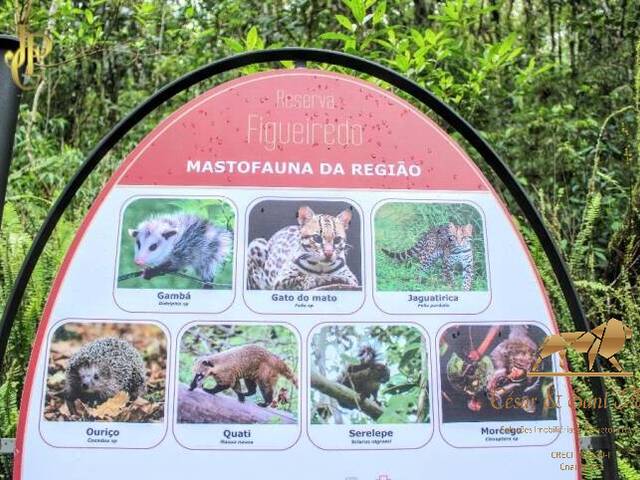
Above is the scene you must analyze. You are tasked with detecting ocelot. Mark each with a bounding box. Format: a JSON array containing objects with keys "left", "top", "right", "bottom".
[
  {"left": 247, "top": 206, "right": 359, "bottom": 291},
  {"left": 381, "top": 223, "right": 474, "bottom": 291}
]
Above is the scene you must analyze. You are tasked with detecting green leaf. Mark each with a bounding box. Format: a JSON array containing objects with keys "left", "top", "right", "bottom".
[
  {"left": 424, "top": 29, "right": 439, "bottom": 46},
  {"left": 246, "top": 26, "right": 259, "bottom": 50},
  {"left": 84, "top": 9, "right": 94, "bottom": 25},
  {"left": 343, "top": 0, "right": 366, "bottom": 24},
  {"left": 335, "top": 14, "right": 355, "bottom": 32},
  {"left": 394, "top": 53, "right": 410, "bottom": 72},
  {"left": 372, "top": 1, "right": 386, "bottom": 25},
  {"left": 319, "top": 32, "right": 352, "bottom": 42},
  {"left": 410, "top": 29, "right": 424, "bottom": 47},
  {"left": 224, "top": 37, "right": 244, "bottom": 53}
]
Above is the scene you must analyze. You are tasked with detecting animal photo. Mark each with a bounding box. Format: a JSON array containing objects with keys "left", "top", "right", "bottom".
[
  {"left": 310, "top": 325, "right": 429, "bottom": 425},
  {"left": 246, "top": 200, "right": 362, "bottom": 291},
  {"left": 117, "top": 197, "right": 234, "bottom": 290},
  {"left": 44, "top": 322, "right": 167, "bottom": 422},
  {"left": 375, "top": 202, "right": 487, "bottom": 292},
  {"left": 177, "top": 324, "right": 299, "bottom": 424},
  {"left": 440, "top": 324, "right": 557, "bottom": 423}
]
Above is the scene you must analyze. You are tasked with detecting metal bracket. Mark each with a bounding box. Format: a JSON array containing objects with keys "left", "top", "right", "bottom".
[{"left": 0, "top": 437, "right": 15, "bottom": 454}]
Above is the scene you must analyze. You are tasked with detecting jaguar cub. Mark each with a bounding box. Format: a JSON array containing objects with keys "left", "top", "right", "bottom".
[
  {"left": 381, "top": 222, "right": 475, "bottom": 291},
  {"left": 247, "top": 206, "right": 360, "bottom": 290}
]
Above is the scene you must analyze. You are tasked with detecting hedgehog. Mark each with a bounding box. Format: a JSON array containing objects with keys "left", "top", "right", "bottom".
[
  {"left": 64, "top": 337, "right": 146, "bottom": 415},
  {"left": 128, "top": 213, "right": 233, "bottom": 287}
]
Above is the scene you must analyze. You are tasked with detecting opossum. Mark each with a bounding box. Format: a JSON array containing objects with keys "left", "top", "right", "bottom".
[
  {"left": 128, "top": 213, "right": 233, "bottom": 285},
  {"left": 189, "top": 344, "right": 297, "bottom": 407},
  {"left": 64, "top": 337, "right": 146, "bottom": 415}
]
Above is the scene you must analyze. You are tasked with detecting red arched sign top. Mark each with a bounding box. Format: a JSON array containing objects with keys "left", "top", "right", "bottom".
[{"left": 118, "top": 70, "right": 489, "bottom": 190}]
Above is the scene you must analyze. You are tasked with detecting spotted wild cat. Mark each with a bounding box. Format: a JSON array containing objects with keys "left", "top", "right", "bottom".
[
  {"left": 247, "top": 206, "right": 360, "bottom": 290},
  {"left": 381, "top": 223, "right": 474, "bottom": 291}
]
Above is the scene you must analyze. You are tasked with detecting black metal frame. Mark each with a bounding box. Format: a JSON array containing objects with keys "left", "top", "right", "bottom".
[
  {"left": 0, "top": 47, "right": 617, "bottom": 477},
  {"left": 0, "top": 35, "right": 21, "bottom": 228}
]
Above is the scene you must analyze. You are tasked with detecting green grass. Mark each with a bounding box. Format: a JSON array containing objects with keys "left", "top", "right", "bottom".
[
  {"left": 375, "top": 202, "right": 488, "bottom": 292},
  {"left": 116, "top": 198, "right": 235, "bottom": 289}
]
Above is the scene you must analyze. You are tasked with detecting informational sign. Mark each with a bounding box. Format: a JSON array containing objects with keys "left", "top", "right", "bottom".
[{"left": 15, "top": 69, "right": 580, "bottom": 479}]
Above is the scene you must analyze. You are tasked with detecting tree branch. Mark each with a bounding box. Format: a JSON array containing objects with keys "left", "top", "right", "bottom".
[
  {"left": 310, "top": 371, "right": 384, "bottom": 420},
  {"left": 177, "top": 384, "right": 296, "bottom": 424}
]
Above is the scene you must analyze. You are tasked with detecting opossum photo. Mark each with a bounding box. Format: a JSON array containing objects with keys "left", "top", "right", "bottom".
[{"left": 118, "top": 199, "right": 235, "bottom": 289}]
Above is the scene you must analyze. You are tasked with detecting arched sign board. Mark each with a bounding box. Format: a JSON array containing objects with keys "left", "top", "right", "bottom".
[{"left": 15, "top": 68, "right": 580, "bottom": 479}]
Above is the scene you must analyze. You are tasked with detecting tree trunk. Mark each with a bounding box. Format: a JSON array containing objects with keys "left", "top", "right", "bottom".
[
  {"left": 413, "top": 0, "right": 431, "bottom": 26},
  {"left": 548, "top": 0, "right": 556, "bottom": 62},
  {"left": 177, "top": 384, "right": 297, "bottom": 424}
]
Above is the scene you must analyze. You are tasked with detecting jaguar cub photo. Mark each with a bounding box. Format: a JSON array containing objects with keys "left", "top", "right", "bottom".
[
  {"left": 246, "top": 200, "right": 363, "bottom": 291},
  {"left": 375, "top": 202, "right": 487, "bottom": 292}
]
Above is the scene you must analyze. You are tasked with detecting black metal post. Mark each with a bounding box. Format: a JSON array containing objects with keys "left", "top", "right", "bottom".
[{"left": 0, "top": 35, "right": 21, "bottom": 229}]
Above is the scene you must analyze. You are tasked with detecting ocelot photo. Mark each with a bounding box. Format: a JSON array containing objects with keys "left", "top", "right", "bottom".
[
  {"left": 374, "top": 202, "right": 487, "bottom": 292},
  {"left": 116, "top": 197, "right": 235, "bottom": 290},
  {"left": 246, "top": 199, "right": 363, "bottom": 291}
]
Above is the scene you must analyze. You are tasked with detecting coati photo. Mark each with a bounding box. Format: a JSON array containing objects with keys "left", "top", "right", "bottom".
[
  {"left": 246, "top": 199, "right": 363, "bottom": 291},
  {"left": 178, "top": 324, "right": 299, "bottom": 424},
  {"left": 375, "top": 202, "right": 488, "bottom": 292},
  {"left": 440, "top": 324, "right": 557, "bottom": 423},
  {"left": 309, "top": 325, "right": 430, "bottom": 425},
  {"left": 43, "top": 322, "right": 167, "bottom": 423},
  {"left": 117, "top": 197, "right": 235, "bottom": 290}
]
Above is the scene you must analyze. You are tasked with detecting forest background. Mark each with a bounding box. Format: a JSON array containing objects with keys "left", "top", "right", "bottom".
[{"left": 0, "top": 0, "right": 638, "bottom": 478}]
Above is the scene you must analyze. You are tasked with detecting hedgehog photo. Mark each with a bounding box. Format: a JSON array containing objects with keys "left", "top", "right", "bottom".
[{"left": 64, "top": 337, "right": 146, "bottom": 415}]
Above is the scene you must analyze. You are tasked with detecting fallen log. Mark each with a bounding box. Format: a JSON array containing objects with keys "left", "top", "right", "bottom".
[
  {"left": 310, "top": 370, "right": 384, "bottom": 420},
  {"left": 177, "top": 384, "right": 297, "bottom": 424}
]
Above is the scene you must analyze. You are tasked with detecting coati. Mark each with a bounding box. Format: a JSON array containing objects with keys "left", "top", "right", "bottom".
[
  {"left": 65, "top": 337, "right": 146, "bottom": 415},
  {"left": 189, "top": 344, "right": 297, "bottom": 407},
  {"left": 337, "top": 345, "right": 390, "bottom": 409},
  {"left": 128, "top": 213, "right": 233, "bottom": 285}
]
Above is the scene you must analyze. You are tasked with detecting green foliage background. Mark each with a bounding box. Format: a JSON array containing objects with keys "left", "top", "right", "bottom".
[
  {"left": 310, "top": 325, "right": 429, "bottom": 425},
  {"left": 375, "top": 202, "right": 487, "bottom": 291},
  {"left": 117, "top": 198, "right": 234, "bottom": 289},
  {"left": 0, "top": 0, "right": 639, "bottom": 476},
  {"left": 178, "top": 324, "right": 299, "bottom": 419}
]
